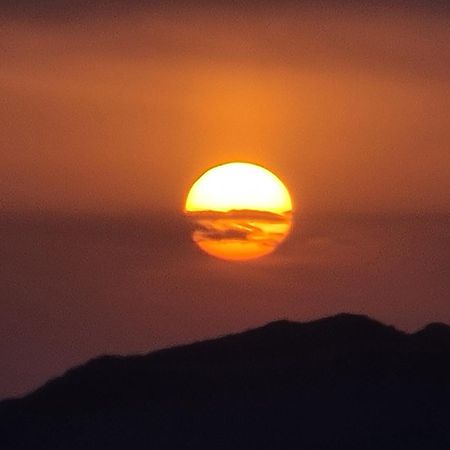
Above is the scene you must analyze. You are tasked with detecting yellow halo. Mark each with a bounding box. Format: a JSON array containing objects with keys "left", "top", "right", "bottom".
[{"left": 185, "top": 162, "right": 293, "bottom": 261}]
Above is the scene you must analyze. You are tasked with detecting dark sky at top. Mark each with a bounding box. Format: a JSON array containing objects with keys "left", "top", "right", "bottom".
[{"left": 1, "top": 0, "right": 450, "bottom": 18}]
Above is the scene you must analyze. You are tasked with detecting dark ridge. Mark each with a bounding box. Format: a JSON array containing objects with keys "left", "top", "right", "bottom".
[
  {"left": 415, "top": 321, "right": 450, "bottom": 336},
  {"left": 413, "top": 322, "right": 450, "bottom": 349},
  {"left": 1, "top": 313, "right": 449, "bottom": 450}
]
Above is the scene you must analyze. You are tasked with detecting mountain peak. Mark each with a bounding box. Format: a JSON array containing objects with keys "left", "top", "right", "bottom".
[
  {"left": 416, "top": 322, "right": 450, "bottom": 334},
  {"left": 256, "top": 313, "right": 402, "bottom": 343},
  {"left": 262, "top": 313, "right": 389, "bottom": 329},
  {"left": 414, "top": 322, "right": 450, "bottom": 349}
]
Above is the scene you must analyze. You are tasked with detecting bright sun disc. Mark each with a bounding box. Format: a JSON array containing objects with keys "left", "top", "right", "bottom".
[{"left": 185, "top": 162, "right": 293, "bottom": 261}]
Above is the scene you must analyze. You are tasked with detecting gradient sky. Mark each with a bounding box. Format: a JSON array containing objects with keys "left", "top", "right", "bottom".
[
  {"left": 1, "top": 1, "right": 449, "bottom": 399},
  {"left": 1, "top": 1, "right": 449, "bottom": 214}
]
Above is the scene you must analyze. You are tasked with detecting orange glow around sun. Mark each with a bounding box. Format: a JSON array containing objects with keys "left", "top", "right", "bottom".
[{"left": 185, "top": 162, "right": 293, "bottom": 261}]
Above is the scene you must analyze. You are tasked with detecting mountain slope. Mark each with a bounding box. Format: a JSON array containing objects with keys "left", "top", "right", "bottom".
[{"left": 1, "top": 313, "right": 449, "bottom": 450}]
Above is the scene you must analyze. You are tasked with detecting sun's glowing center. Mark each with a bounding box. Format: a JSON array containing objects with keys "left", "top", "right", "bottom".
[
  {"left": 185, "top": 162, "right": 293, "bottom": 261},
  {"left": 185, "top": 162, "right": 292, "bottom": 214}
]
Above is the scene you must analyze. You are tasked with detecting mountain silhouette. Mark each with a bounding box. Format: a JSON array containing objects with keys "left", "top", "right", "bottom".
[{"left": 1, "top": 313, "right": 449, "bottom": 449}]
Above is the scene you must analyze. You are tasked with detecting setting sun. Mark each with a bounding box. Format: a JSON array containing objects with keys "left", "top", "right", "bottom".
[{"left": 185, "top": 162, "right": 293, "bottom": 261}]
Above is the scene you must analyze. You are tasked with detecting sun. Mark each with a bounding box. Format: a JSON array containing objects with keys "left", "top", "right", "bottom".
[{"left": 185, "top": 162, "right": 293, "bottom": 261}]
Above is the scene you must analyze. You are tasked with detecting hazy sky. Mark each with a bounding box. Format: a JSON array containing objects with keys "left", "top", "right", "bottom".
[
  {"left": 0, "top": 1, "right": 449, "bottom": 400},
  {"left": 1, "top": 1, "right": 449, "bottom": 214}
]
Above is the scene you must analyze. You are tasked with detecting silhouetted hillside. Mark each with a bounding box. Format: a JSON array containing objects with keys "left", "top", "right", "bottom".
[{"left": 1, "top": 314, "right": 449, "bottom": 449}]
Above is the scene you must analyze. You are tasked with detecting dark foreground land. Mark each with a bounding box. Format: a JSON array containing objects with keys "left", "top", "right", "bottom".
[{"left": 1, "top": 313, "right": 449, "bottom": 449}]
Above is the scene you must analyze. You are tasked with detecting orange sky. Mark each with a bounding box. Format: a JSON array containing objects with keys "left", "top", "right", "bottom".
[{"left": 1, "top": 4, "right": 449, "bottom": 214}]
